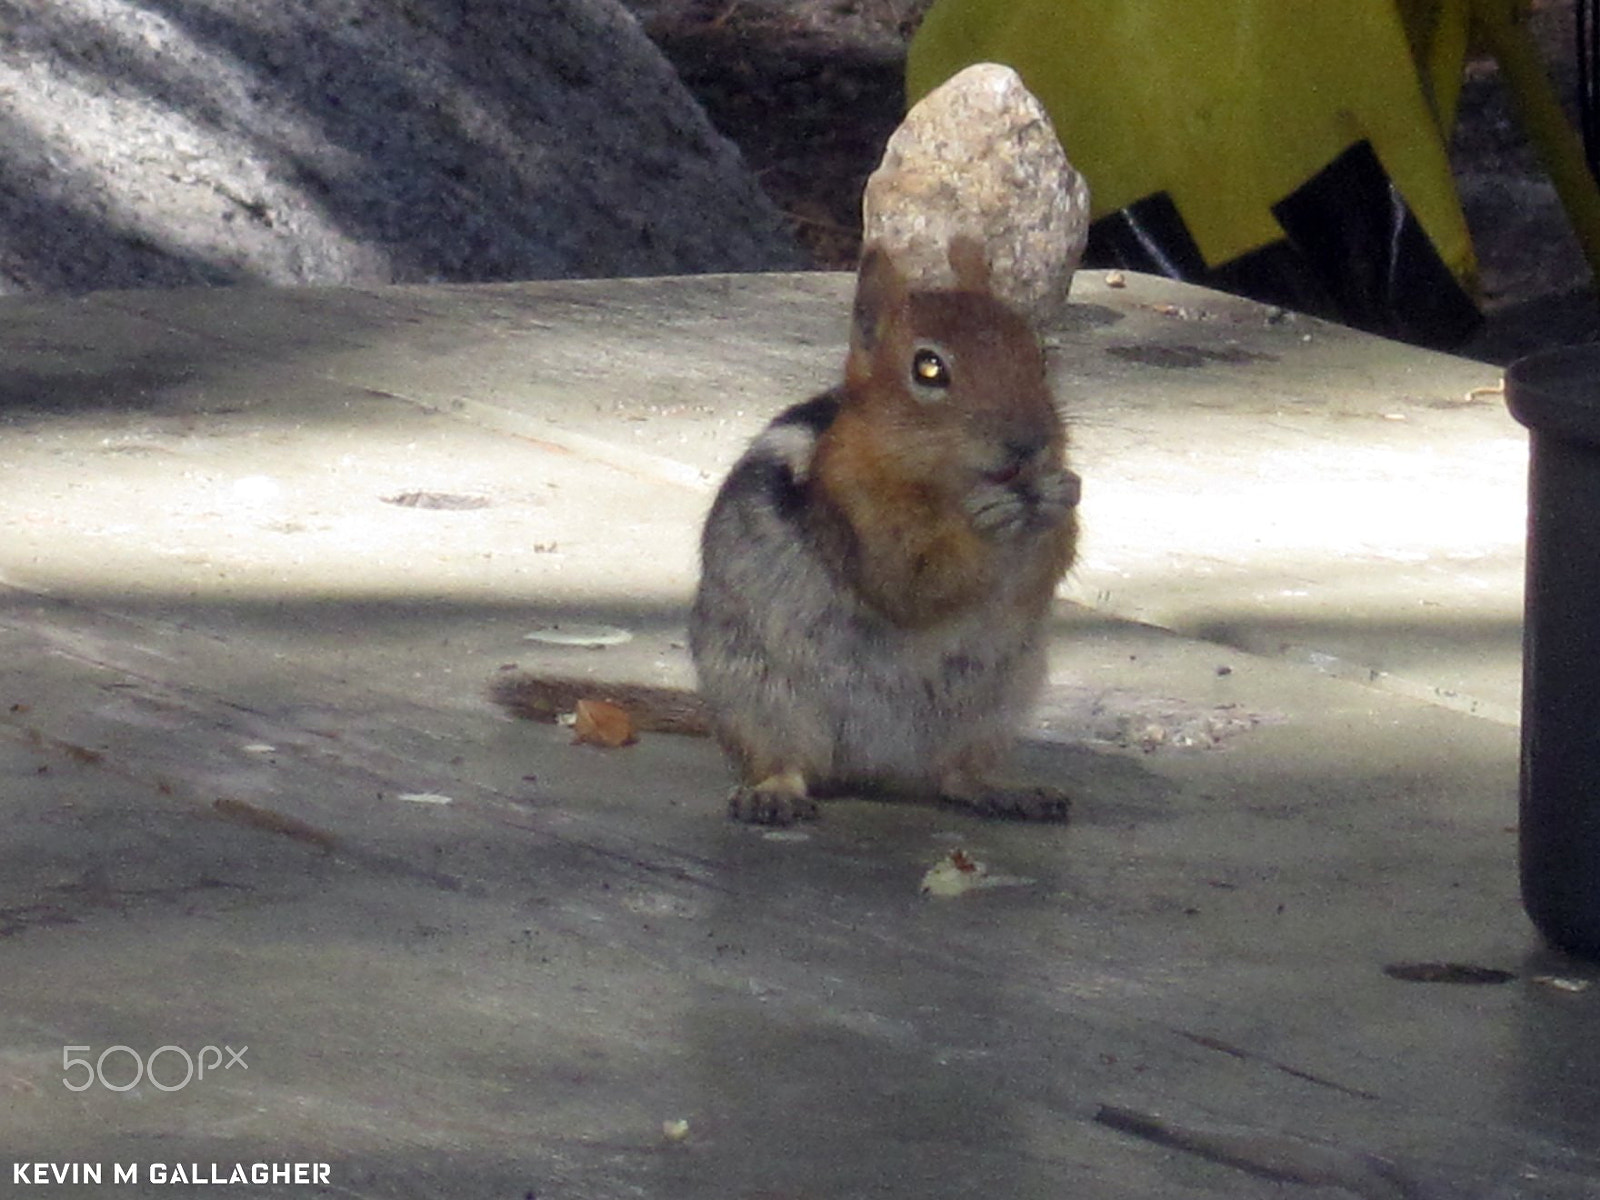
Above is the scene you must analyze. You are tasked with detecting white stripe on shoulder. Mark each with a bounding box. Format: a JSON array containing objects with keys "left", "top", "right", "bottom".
[{"left": 748, "top": 420, "right": 820, "bottom": 483}]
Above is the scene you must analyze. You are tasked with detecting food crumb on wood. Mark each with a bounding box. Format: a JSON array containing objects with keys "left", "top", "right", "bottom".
[
  {"left": 571, "top": 698, "right": 637, "bottom": 747},
  {"left": 1532, "top": 974, "right": 1592, "bottom": 993},
  {"left": 920, "top": 848, "right": 988, "bottom": 897}
]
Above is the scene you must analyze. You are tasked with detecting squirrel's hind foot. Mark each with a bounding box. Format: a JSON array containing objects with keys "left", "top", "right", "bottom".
[
  {"left": 727, "top": 770, "right": 820, "bottom": 826},
  {"left": 941, "top": 782, "right": 1072, "bottom": 823}
]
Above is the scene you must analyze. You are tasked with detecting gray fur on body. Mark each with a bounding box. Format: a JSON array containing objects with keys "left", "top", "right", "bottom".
[{"left": 688, "top": 390, "right": 1064, "bottom": 795}]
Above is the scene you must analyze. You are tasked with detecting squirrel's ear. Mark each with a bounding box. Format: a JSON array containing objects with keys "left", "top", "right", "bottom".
[
  {"left": 851, "top": 244, "right": 907, "bottom": 354},
  {"left": 947, "top": 234, "right": 993, "bottom": 294}
]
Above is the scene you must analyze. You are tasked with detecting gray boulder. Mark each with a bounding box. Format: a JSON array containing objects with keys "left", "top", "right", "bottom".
[
  {"left": 862, "top": 63, "right": 1090, "bottom": 330},
  {"left": 0, "top": 0, "right": 801, "bottom": 293}
]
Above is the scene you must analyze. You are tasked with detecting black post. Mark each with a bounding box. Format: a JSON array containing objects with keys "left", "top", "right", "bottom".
[{"left": 1508, "top": 345, "right": 1600, "bottom": 958}]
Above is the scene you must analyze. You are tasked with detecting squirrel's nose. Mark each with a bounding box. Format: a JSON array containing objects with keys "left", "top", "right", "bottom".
[
  {"left": 1005, "top": 434, "right": 1048, "bottom": 463},
  {"left": 988, "top": 433, "right": 1049, "bottom": 484}
]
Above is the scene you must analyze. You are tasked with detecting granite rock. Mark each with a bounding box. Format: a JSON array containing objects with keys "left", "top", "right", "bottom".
[
  {"left": 861, "top": 62, "right": 1090, "bottom": 328},
  {"left": 0, "top": 0, "right": 800, "bottom": 294}
]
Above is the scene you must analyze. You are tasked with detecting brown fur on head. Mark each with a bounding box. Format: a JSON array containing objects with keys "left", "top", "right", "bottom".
[
  {"left": 840, "top": 238, "right": 1063, "bottom": 486},
  {"left": 816, "top": 238, "right": 1074, "bottom": 628}
]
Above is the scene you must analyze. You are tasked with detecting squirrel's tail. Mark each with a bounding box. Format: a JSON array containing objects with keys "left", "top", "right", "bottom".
[{"left": 490, "top": 672, "right": 712, "bottom": 737}]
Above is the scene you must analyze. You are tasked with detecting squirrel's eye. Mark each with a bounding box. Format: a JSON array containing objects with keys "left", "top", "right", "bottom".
[{"left": 911, "top": 348, "right": 950, "bottom": 389}]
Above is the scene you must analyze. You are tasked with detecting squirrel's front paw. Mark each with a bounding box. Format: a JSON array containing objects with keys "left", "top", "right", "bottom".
[
  {"left": 727, "top": 770, "right": 820, "bottom": 826},
  {"left": 942, "top": 783, "right": 1072, "bottom": 823}
]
